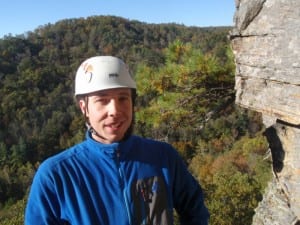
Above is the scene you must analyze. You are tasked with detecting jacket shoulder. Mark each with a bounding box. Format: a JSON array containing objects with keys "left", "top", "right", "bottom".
[{"left": 36, "top": 141, "right": 87, "bottom": 175}]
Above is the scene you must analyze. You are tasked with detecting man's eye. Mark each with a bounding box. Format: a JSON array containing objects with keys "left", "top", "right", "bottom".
[
  {"left": 96, "top": 98, "right": 108, "bottom": 103},
  {"left": 119, "top": 96, "right": 129, "bottom": 101}
]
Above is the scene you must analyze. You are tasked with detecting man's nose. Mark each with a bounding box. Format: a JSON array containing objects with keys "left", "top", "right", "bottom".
[{"left": 107, "top": 99, "right": 121, "bottom": 116}]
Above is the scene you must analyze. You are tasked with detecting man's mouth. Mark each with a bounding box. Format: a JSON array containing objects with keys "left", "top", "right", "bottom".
[{"left": 107, "top": 122, "right": 122, "bottom": 130}]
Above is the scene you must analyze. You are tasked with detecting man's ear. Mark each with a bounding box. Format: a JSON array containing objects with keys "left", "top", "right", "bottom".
[{"left": 79, "top": 99, "right": 87, "bottom": 115}]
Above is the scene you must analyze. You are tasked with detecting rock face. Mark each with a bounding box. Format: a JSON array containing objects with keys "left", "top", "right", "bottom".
[{"left": 230, "top": 0, "right": 300, "bottom": 224}]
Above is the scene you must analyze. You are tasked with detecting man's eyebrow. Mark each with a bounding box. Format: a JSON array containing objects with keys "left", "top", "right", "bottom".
[
  {"left": 93, "top": 93, "right": 107, "bottom": 97},
  {"left": 118, "top": 92, "right": 131, "bottom": 96}
]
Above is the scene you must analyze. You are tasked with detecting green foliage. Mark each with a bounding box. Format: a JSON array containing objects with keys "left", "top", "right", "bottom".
[
  {"left": 189, "top": 118, "right": 271, "bottom": 225},
  {"left": 0, "top": 15, "right": 272, "bottom": 225},
  {"left": 0, "top": 198, "right": 25, "bottom": 225},
  {"left": 208, "top": 169, "right": 262, "bottom": 225},
  {"left": 135, "top": 39, "right": 235, "bottom": 147}
]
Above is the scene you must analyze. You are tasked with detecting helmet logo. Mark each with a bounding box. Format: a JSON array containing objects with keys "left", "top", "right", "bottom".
[{"left": 82, "top": 63, "right": 93, "bottom": 83}]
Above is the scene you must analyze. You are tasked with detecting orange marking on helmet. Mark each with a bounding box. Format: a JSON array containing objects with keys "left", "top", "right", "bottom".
[{"left": 82, "top": 63, "right": 93, "bottom": 74}]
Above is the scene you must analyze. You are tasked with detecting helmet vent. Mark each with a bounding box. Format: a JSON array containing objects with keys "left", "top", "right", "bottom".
[{"left": 109, "top": 73, "right": 119, "bottom": 78}]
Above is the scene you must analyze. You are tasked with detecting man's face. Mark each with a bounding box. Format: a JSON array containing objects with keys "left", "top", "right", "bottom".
[{"left": 79, "top": 88, "right": 133, "bottom": 144}]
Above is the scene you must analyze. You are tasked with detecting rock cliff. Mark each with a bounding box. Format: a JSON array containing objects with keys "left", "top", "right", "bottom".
[{"left": 230, "top": 0, "right": 300, "bottom": 224}]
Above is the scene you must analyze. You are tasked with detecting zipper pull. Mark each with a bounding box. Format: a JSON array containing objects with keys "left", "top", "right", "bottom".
[{"left": 116, "top": 147, "right": 121, "bottom": 159}]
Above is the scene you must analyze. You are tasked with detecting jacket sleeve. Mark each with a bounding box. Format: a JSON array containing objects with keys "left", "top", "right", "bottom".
[
  {"left": 171, "top": 148, "right": 210, "bottom": 225},
  {"left": 25, "top": 164, "right": 65, "bottom": 225}
]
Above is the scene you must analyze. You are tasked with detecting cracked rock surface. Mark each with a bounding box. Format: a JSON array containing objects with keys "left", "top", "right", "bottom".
[
  {"left": 230, "top": 0, "right": 300, "bottom": 224},
  {"left": 230, "top": 0, "right": 300, "bottom": 125}
]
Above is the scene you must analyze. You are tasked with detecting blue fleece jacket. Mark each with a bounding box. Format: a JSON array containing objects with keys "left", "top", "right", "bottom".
[{"left": 25, "top": 132, "right": 209, "bottom": 225}]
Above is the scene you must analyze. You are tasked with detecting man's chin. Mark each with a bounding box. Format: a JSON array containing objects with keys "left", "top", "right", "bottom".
[{"left": 104, "top": 133, "right": 125, "bottom": 143}]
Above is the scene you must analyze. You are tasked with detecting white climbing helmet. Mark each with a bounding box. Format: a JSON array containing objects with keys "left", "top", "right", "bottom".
[{"left": 75, "top": 56, "right": 136, "bottom": 96}]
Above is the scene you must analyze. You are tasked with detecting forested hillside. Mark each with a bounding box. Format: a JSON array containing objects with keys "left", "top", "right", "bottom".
[{"left": 0, "top": 16, "right": 271, "bottom": 225}]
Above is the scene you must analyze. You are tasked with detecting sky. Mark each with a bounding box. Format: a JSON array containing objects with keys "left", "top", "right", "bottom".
[{"left": 0, "top": 0, "right": 236, "bottom": 38}]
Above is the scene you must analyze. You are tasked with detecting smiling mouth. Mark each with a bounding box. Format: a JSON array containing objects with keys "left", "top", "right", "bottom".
[{"left": 107, "top": 122, "right": 122, "bottom": 130}]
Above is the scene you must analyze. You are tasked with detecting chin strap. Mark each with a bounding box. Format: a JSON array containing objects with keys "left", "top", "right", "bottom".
[{"left": 85, "top": 122, "right": 104, "bottom": 140}]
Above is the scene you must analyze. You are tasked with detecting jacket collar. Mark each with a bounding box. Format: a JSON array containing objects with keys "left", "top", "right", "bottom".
[{"left": 85, "top": 131, "right": 135, "bottom": 158}]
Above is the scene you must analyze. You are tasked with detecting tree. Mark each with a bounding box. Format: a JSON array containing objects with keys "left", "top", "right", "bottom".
[{"left": 208, "top": 167, "right": 262, "bottom": 225}]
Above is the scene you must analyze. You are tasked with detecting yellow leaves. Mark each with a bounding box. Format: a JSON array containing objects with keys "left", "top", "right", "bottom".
[
  {"left": 164, "top": 39, "right": 188, "bottom": 63},
  {"left": 172, "top": 141, "right": 193, "bottom": 159},
  {"left": 189, "top": 154, "right": 215, "bottom": 185},
  {"left": 135, "top": 63, "right": 159, "bottom": 95}
]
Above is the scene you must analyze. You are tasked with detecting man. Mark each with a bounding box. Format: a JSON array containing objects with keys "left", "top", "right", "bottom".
[{"left": 25, "top": 56, "right": 209, "bottom": 225}]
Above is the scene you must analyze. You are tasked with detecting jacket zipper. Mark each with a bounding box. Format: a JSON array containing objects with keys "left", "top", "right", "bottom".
[{"left": 116, "top": 149, "right": 133, "bottom": 225}]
